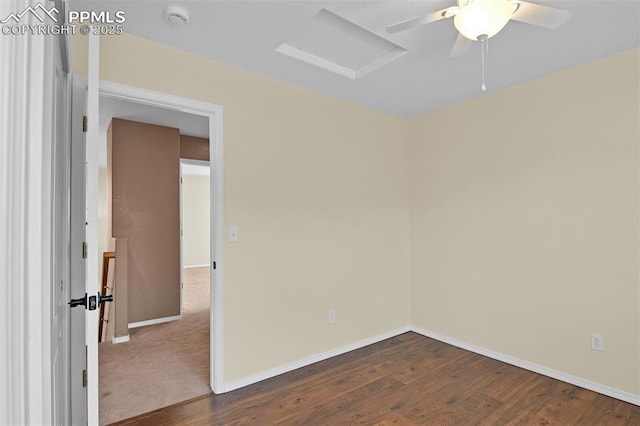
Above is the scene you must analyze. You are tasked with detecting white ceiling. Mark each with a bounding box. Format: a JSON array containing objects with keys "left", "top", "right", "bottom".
[{"left": 76, "top": 1, "right": 640, "bottom": 117}]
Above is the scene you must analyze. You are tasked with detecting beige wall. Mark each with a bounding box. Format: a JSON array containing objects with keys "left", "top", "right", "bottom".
[
  {"left": 72, "top": 33, "right": 639, "bottom": 397},
  {"left": 73, "top": 33, "right": 411, "bottom": 383},
  {"left": 408, "top": 49, "right": 640, "bottom": 395},
  {"left": 182, "top": 174, "right": 210, "bottom": 267}
]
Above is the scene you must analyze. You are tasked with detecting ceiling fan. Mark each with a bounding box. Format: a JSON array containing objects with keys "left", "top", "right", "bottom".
[{"left": 386, "top": 0, "right": 571, "bottom": 58}]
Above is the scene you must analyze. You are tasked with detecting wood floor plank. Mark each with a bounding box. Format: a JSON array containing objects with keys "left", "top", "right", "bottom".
[
  {"left": 274, "top": 377, "right": 406, "bottom": 425},
  {"left": 203, "top": 339, "right": 429, "bottom": 424},
  {"left": 113, "top": 332, "right": 640, "bottom": 425},
  {"left": 391, "top": 341, "right": 469, "bottom": 385}
]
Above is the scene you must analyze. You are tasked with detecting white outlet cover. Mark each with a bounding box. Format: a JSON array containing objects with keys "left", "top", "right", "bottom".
[{"left": 591, "top": 333, "right": 604, "bottom": 351}]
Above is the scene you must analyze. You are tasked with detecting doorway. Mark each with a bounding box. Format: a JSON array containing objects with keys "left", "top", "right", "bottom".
[
  {"left": 180, "top": 159, "right": 211, "bottom": 315},
  {"left": 73, "top": 77, "right": 225, "bottom": 424}
]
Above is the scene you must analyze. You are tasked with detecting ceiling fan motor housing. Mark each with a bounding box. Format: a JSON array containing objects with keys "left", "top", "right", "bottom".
[{"left": 454, "top": 0, "right": 515, "bottom": 40}]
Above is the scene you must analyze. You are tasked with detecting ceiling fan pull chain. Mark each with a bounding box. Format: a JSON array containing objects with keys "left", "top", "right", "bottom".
[{"left": 480, "top": 38, "right": 487, "bottom": 92}]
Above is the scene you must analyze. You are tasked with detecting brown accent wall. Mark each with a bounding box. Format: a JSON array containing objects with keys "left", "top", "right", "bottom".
[
  {"left": 110, "top": 118, "right": 181, "bottom": 324},
  {"left": 106, "top": 124, "right": 115, "bottom": 252},
  {"left": 180, "top": 135, "right": 209, "bottom": 161}
]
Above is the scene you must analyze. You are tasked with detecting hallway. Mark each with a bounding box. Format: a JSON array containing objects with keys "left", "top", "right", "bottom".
[{"left": 99, "top": 267, "right": 211, "bottom": 425}]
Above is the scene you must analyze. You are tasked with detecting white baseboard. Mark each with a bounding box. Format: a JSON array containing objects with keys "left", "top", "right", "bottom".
[
  {"left": 184, "top": 264, "right": 209, "bottom": 269},
  {"left": 128, "top": 315, "right": 182, "bottom": 329},
  {"left": 410, "top": 326, "right": 640, "bottom": 406},
  {"left": 112, "top": 334, "right": 130, "bottom": 344},
  {"left": 224, "top": 326, "right": 411, "bottom": 392}
]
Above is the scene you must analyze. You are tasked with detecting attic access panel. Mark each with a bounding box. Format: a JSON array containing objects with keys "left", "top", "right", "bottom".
[{"left": 276, "top": 9, "right": 406, "bottom": 80}]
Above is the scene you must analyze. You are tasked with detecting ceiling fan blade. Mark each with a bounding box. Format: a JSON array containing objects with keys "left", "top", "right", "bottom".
[
  {"left": 511, "top": 1, "right": 571, "bottom": 29},
  {"left": 386, "top": 8, "right": 452, "bottom": 34},
  {"left": 450, "top": 33, "right": 473, "bottom": 58}
]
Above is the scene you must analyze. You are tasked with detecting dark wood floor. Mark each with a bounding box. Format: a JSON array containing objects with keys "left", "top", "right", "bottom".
[{"left": 113, "top": 332, "right": 639, "bottom": 425}]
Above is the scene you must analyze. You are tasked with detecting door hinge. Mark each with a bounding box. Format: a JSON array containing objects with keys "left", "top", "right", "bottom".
[
  {"left": 213, "top": 261, "right": 216, "bottom": 270},
  {"left": 180, "top": 177, "right": 183, "bottom": 184},
  {"left": 82, "top": 242, "right": 88, "bottom": 259},
  {"left": 82, "top": 369, "right": 87, "bottom": 388},
  {"left": 82, "top": 115, "right": 88, "bottom": 132}
]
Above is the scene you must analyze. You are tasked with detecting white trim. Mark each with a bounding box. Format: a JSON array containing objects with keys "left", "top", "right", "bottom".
[
  {"left": 97, "top": 79, "right": 222, "bottom": 117},
  {"left": 179, "top": 163, "right": 184, "bottom": 316},
  {"left": 410, "top": 326, "right": 640, "bottom": 406},
  {"left": 209, "top": 95, "right": 225, "bottom": 394},
  {"left": 53, "top": 1, "right": 70, "bottom": 73},
  {"left": 180, "top": 158, "right": 210, "bottom": 167},
  {"left": 111, "top": 335, "right": 130, "bottom": 344},
  {"left": 73, "top": 76, "right": 225, "bottom": 394},
  {"left": 182, "top": 163, "right": 210, "bottom": 177},
  {"left": 27, "top": 29, "right": 52, "bottom": 426},
  {"left": 225, "top": 326, "right": 411, "bottom": 392},
  {"left": 0, "top": 2, "right": 63, "bottom": 422},
  {"left": 128, "top": 315, "right": 182, "bottom": 329},
  {"left": 184, "top": 264, "right": 211, "bottom": 269}
]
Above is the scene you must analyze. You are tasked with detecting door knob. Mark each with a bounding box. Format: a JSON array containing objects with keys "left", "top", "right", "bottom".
[
  {"left": 69, "top": 294, "right": 87, "bottom": 308},
  {"left": 69, "top": 293, "right": 112, "bottom": 310},
  {"left": 99, "top": 294, "right": 113, "bottom": 304}
]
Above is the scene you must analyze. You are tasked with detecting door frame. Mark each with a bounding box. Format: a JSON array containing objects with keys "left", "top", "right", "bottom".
[{"left": 75, "top": 76, "right": 226, "bottom": 394}]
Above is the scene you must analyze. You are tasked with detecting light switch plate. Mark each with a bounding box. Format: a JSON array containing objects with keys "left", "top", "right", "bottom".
[{"left": 229, "top": 226, "right": 239, "bottom": 242}]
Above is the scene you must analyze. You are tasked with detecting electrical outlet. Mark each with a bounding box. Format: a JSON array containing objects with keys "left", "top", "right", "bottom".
[
  {"left": 328, "top": 310, "right": 336, "bottom": 324},
  {"left": 591, "top": 333, "right": 604, "bottom": 351}
]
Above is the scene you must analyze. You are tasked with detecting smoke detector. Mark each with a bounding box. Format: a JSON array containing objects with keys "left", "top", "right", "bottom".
[{"left": 165, "top": 6, "right": 189, "bottom": 26}]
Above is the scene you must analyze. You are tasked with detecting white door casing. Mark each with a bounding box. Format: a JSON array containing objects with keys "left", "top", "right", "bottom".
[
  {"left": 51, "top": 29, "right": 72, "bottom": 426},
  {"left": 79, "top": 78, "right": 225, "bottom": 394}
]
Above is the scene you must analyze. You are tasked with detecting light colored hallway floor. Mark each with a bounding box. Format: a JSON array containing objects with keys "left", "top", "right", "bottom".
[{"left": 99, "top": 267, "right": 211, "bottom": 425}]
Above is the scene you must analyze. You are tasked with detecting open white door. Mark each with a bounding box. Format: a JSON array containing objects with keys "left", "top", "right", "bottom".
[
  {"left": 69, "top": 74, "right": 88, "bottom": 425},
  {"left": 69, "top": 32, "right": 101, "bottom": 425},
  {"left": 85, "top": 31, "right": 102, "bottom": 425}
]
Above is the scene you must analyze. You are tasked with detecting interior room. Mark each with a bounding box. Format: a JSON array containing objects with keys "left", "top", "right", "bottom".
[
  {"left": 2, "top": 0, "right": 640, "bottom": 425},
  {"left": 70, "top": 0, "right": 639, "bottom": 423}
]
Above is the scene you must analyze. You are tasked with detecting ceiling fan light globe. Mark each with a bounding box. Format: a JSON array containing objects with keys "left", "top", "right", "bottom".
[{"left": 453, "top": 0, "right": 513, "bottom": 40}]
